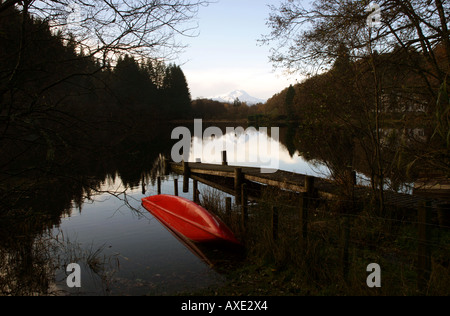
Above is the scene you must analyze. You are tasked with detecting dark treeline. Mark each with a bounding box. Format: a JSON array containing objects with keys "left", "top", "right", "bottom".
[
  {"left": 191, "top": 98, "right": 260, "bottom": 120},
  {"left": 0, "top": 6, "right": 192, "bottom": 134},
  {"left": 260, "top": 45, "right": 447, "bottom": 121},
  {"left": 0, "top": 7, "right": 191, "bottom": 214}
]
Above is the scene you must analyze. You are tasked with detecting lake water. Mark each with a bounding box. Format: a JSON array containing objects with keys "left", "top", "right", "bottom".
[
  {"left": 51, "top": 126, "right": 329, "bottom": 295},
  {"left": 1, "top": 124, "right": 329, "bottom": 296},
  {"left": 51, "top": 175, "right": 225, "bottom": 296}
]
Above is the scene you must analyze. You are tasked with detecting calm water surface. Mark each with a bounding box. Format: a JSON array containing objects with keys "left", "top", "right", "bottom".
[
  {"left": 51, "top": 175, "right": 229, "bottom": 296},
  {"left": 0, "top": 125, "right": 331, "bottom": 296},
  {"left": 49, "top": 127, "right": 327, "bottom": 295}
]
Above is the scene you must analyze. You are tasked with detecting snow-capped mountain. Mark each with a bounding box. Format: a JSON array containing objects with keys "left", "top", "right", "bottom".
[{"left": 211, "top": 90, "right": 266, "bottom": 105}]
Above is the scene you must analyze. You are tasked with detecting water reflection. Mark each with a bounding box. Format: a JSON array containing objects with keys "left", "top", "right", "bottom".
[
  {"left": 52, "top": 178, "right": 225, "bottom": 296},
  {"left": 0, "top": 122, "right": 355, "bottom": 295},
  {"left": 0, "top": 123, "right": 227, "bottom": 296},
  {"left": 189, "top": 125, "right": 329, "bottom": 178},
  {"left": 1, "top": 120, "right": 422, "bottom": 295}
]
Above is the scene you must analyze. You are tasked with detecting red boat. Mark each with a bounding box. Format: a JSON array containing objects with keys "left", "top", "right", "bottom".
[{"left": 142, "top": 195, "right": 240, "bottom": 245}]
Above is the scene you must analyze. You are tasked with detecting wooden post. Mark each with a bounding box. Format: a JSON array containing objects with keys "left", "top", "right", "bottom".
[
  {"left": 193, "top": 179, "right": 199, "bottom": 204},
  {"left": 157, "top": 176, "right": 161, "bottom": 195},
  {"left": 300, "top": 192, "right": 308, "bottom": 252},
  {"left": 241, "top": 183, "right": 248, "bottom": 230},
  {"left": 183, "top": 160, "right": 190, "bottom": 193},
  {"left": 305, "top": 176, "right": 315, "bottom": 196},
  {"left": 163, "top": 158, "right": 171, "bottom": 175},
  {"left": 300, "top": 176, "right": 315, "bottom": 252},
  {"left": 272, "top": 206, "right": 279, "bottom": 241},
  {"left": 417, "top": 200, "right": 432, "bottom": 293},
  {"left": 235, "top": 168, "right": 243, "bottom": 205},
  {"left": 222, "top": 151, "right": 228, "bottom": 166},
  {"left": 174, "top": 178, "right": 179, "bottom": 196}
]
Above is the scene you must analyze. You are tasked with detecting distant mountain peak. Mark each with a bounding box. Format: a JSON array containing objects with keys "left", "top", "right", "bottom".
[{"left": 210, "top": 90, "right": 266, "bottom": 105}]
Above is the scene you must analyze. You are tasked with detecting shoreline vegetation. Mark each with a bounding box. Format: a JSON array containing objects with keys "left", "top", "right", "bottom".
[{"left": 183, "top": 186, "right": 450, "bottom": 296}]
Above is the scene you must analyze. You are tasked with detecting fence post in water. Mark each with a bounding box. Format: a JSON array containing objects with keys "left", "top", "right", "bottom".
[
  {"left": 241, "top": 183, "right": 248, "bottom": 230},
  {"left": 417, "top": 200, "right": 432, "bottom": 293},
  {"left": 193, "top": 179, "right": 199, "bottom": 204},
  {"left": 272, "top": 206, "right": 279, "bottom": 241},
  {"left": 157, "top": 176, "right": 161, "bottom": 195},
  {"left": 174, "top": 178, "right": 179, "bottom": 196},
  {"left": 300, "top": 176, "right": 315, "bottom": 252},
  {"left": 183, "top": 160, "right": 190, "bottom": 193},
  {"left": 235, "top": 168, "right": 243, "bottom": 205}
]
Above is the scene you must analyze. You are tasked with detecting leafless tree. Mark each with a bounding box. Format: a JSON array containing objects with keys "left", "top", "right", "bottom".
[
  {"left": 1, "top": 0, "right": 210, "bottom": 61},
  {"left": 261, "top": 0, "right": 449, "bottom": 211},
  {"left": 262, "top": 0, "right": 449, "bottom": 81}
]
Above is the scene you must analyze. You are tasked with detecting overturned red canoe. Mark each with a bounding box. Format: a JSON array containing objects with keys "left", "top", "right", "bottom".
[{"left": 142, "top": 195, "right": 240, "bottom": 245}]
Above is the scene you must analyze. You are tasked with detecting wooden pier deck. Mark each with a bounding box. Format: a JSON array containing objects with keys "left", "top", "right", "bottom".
[
  {"left": 168, "top": 161, "right": 448, "bottom": 210},
  {"left": 170, "top": 161, "right": 335, "bottom": 195}
]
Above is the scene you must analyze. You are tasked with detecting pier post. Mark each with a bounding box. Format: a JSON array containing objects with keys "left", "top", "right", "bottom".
[
  {"left": 193, "top": 179, "right": 199, "bottom": 204},
  {"left": 157, "top": 176, "right": 161, "bottom": 195},
  {"left": 235, "top": 168, "right": 243, "bottom": 205},
  {"left": 174, "top": 178, "right": 179, "bottom": 196},
  {"left": 300, "top": 176, "right": 315, "bottom": 252},
  {"left": 183, "top": 160, "right": 190, "bottom": 193},
  {"left": 305, "top": 176, "right": 315, "bottom": 197},
  {"left": 241, "top": 183, "right": 248, "bottom": 230}
]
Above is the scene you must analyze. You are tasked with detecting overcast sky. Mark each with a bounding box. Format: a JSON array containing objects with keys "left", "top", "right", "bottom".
[{"left": 174, "top": 0, "right": 301, "bottom": 100}]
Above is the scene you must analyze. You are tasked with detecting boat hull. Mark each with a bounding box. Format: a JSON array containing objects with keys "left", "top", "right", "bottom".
[{"left": 142, "top": 195, "right": 240, "bottom": 245}]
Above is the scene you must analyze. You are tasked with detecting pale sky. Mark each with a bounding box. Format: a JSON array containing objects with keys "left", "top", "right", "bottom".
[{"left": 174, "top": 0, "right": 301, "bottom": 101}]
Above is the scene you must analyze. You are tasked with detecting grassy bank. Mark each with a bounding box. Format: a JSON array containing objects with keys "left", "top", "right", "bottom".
[{"left": 193, "top": 187, "right": 450, "bottom": 296}]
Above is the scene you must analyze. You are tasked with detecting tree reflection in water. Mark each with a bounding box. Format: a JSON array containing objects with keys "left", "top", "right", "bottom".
[{"left": 0, "top": 122, "right": 425, "bottom": 295}]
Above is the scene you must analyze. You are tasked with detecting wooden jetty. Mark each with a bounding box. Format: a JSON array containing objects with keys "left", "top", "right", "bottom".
[
  {"left": 170, "top": 161, "right": 335, "bottom": 197},
  {"left": 160, "top": 157, "right": 448, "bottom": 294},
  {"left": 414, "top": 174, "right": 450, "bottom": 200},
  {"left": 166, "top": 159, "right": 448, "bottom": 211}
]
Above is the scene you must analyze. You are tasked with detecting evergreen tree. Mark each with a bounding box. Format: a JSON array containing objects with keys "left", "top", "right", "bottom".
[
  {"left": 285, "top": 84, "right": 295, "bottom": 120},
  {"left": 162, "top": 64, "right": 191, "bottom": 118},
  {"left": 112, "top": 55, "right": 160, "bottom": 122}
]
